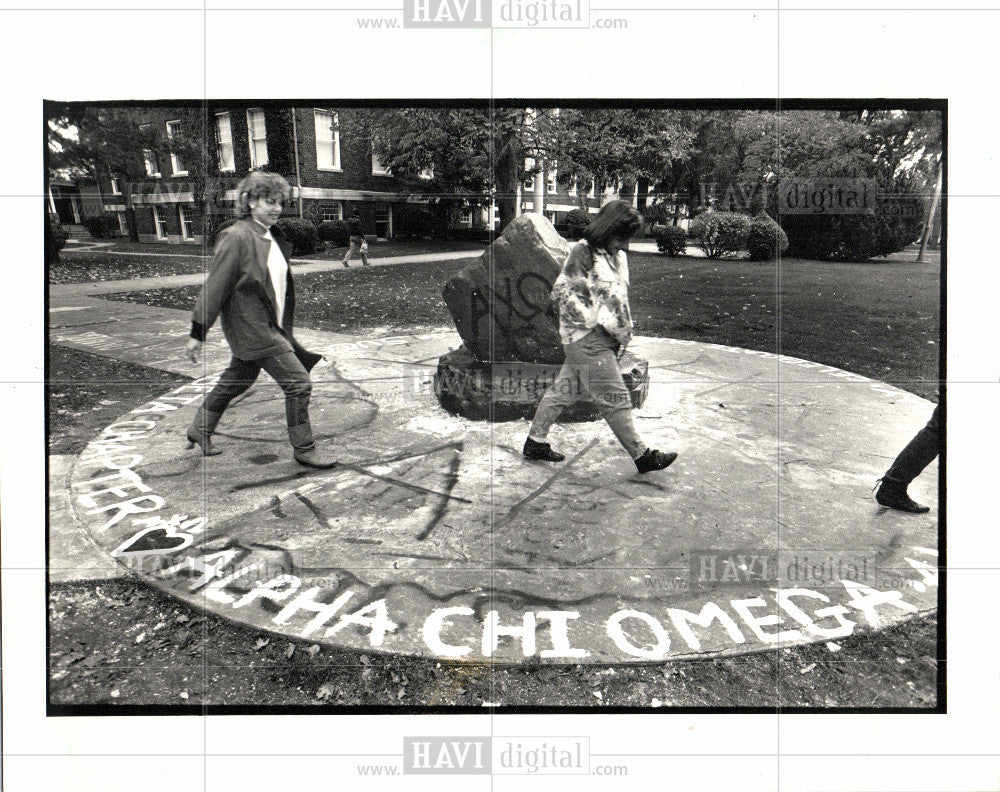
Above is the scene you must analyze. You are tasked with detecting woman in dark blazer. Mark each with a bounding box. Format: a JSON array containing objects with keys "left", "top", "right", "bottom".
[{"left": 184, "top": 171, "right": 335, "bottom": 468}]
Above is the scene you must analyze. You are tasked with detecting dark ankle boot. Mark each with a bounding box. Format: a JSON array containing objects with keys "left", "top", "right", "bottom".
[
  {"left": 289, "top": 422, "right": 337, "bottom": 469},
  {"left": 186, "top": 407, "right": 224, "bottom": 456},
  {"left": 293, "top": 444, "right": 338, "bottom": 469},
  {"left": 635, "top": 448, "right": 677, "bottom": 474},
  {"left": 523, "top": 437, "right": 565, "bottom": 462},
  {"left": 874, "top": 478, "right": 929, "bottom": 513}
]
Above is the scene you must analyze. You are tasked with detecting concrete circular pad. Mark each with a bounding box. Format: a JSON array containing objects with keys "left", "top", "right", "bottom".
[{"left": 68, "top": 330, "right": 938, "bottom": 663}]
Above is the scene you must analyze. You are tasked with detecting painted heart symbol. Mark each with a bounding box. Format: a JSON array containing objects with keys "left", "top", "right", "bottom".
[{"left": 111, "top": 525, "right": 194, "bottom": 558}]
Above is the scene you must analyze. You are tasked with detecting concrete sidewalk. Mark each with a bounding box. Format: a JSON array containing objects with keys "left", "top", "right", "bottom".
[{"left": 52, "top": 248, "right": 479, "bottom": 296}]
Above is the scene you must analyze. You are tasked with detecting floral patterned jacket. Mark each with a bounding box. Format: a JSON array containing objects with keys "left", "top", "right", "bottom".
[{"left": 551, "top": 240, "right": 634, "bottom": 350}]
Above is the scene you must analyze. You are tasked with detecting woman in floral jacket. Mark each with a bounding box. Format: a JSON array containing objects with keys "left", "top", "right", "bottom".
[{"left": 523, "top": 200, "right": 677, "bottom": 474}]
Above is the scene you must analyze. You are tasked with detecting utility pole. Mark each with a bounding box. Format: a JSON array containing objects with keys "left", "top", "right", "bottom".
[{"left": 917, "top": 165, "right": 942, "bottom": 263}]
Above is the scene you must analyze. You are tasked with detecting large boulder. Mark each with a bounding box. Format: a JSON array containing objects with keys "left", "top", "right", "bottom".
[
  {"left": 443, "top": 213, "right": 568, "bottom": 364},
  {"left": 434, "top": 345, "right": 650, "bottom": 422}
]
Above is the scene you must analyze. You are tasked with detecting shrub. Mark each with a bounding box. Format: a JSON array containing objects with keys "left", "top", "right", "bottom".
[
  {"left": 46, "top": 218, "right": 68, "bottom": 262},
  {"left": 747, "top": 211, "right": 789, "bottom": 261},
  {"left": 687, "top": 210, "right": 751, "bottom": 259},
  {"left": 394, "top": 206, "right": 436, "bottom": 240},
  {"left": 780, "top": 177, "right": 925, "bottom": 262},
  {"left": 653, "top": 224, "right": 687, "bottom": 257},
  {"left": 273, "top": 217, "right": 320, "bottom": 255},
  {"left": 81, "top": 214, "right": 120, "bottom": 239},
  {"left": 318, "top": 220, "right": 352, "bottom": 246},
  {"left": 206, "top": 214, "right": 239, "bottom": 245},
  {"left": 562, "top": 208, "right": 591, "bottom": 240}
]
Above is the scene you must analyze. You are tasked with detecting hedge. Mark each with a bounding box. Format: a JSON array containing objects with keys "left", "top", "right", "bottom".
[
  {"left": 747, "top": 211, "right": 789, "bottom": 261},
  {"left": 81, "top": 214, "right": 121, "bottom": 239},
  {"left": 273, "top": 218, "right": 321, "bottom": 255},
  {"left": 652, "top": 224, "right": 687, "bottom": 257},
  {"left": 687, "top": 211, "right": 751, "bottom": 259}
]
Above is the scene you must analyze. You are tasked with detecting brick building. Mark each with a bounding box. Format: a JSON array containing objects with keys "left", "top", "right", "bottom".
[{"left": 62, "top": 106, "right": 640, "bottom": 245}]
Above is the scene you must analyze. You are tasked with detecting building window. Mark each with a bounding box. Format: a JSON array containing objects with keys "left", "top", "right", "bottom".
[
  {"left": 458, "top": 208, "right": 473, "bottom": 227},
  {"left": 546, "top": 161, "right": 557, "bottom": 194},
  {"left": 116, "top": 211, "right": 128, "bottom": 234},
  {"left": 110, "top": 177, "right": 121, "bottom": 194},
  {"left": 166, "top": 120, "right": 188, "bottom": 176},
  {"left": 371, "top": 150, "right": 390, "bottom": 176},
  {"left": 587, "top": 181, "right": 596, "bottom": 198},
  {"left": 140, "top": 124, "right": 161, "bottom": 178},
  {"left": 152, "top": 205, "right": 167, "bottom": 240},
  {"left": 314, "top": 110, "right": 341, "bottom": 171},
  {"left": 216, "top": 112, "right": 235, "bottom": 173},
  {"left": 247, "top": 108, "right": 268, "bottom": 169},
  {"left": 568, "top": 177, "right": 578, "bottom": 197},
  {"left": 523, "top": 157, "right": 536, "bottom": 191},
  {"left": 179, "top": 205, "right": 194, "bottom": 240},
  {"left": 320, "top": 203, "right": 343, "bottom": 222},
  {"left": 419, "top": 165, "right": 434, "bottom": 180}
]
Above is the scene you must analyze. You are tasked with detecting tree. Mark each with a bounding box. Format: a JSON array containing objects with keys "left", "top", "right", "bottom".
[
  {"left": 47, "top": 105, "right": 213, "bottom": 241},
  {"left": 346, "top": 107, "right": 494, "bottom": 233},
  {"left": 545, "top": 108, "right": 694, "bottom": 216}
]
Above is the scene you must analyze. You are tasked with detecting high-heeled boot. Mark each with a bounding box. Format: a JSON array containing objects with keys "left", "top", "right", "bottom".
[{"left": 186, "top": 407, "right": 224, "bottom": 456}]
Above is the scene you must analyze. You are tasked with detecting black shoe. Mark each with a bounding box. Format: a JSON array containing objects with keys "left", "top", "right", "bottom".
[
  {"left": 635, "top": 448, "right": 677, "bottom": 474},
  {"left": 523, "top": 437, "right": 565, "bottom": 462},
  {"left": 875, "top": 478, "right": 929, "bottom": 513},
  {"left": 186, "top": 426, "right": 222, "bottom": 456},
  {"left": 293, "top": 445, "right": 338, "bottom": 469}
]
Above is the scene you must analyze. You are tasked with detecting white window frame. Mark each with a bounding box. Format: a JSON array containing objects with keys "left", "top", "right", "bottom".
[
  {"left": 320, "top": 203, "right": 344, "bottom": 222},
  {"left": 546, "top": 161, "right": 557, "bottom": 194},
  {"left": 165, "top": 120, "right": 188, "bottom": 177},
  {"left": 523, "top": 157, "right": 536, "bottom": 191},
  {"left": 140, "top": 124, "right": 161, "bottom": 178},
  {"left": 152, "top": 205, "right": 167, "bottom": 240},
  {"left": 215, "top": 112, "right": 235, "bottom": 173},
  {"left": 247, "top": 108, "right": 268, "bottom": 169},
  {"left": 568, "top": 177, "right": 578, "bottom": 197},
  {"left": 587, "top": 180, "right": 596, "bottom": 199},
  {"left": 457, "top": 208, "right": 473, "bottom": 227},
  {"left": 178, "top": 205, "right": 194, "bottom": 240},
  {"left": 314, "top": 109, "right": 341, "bottom": 172},
  {"left": 371, "top": 150, "right": 390, "bottom": 176},
  {"left": 419, "top": 165, "right": 434, "bottom": 180},
  {"left": 110, "top": 177, "right": 121, "bottom": 195}
]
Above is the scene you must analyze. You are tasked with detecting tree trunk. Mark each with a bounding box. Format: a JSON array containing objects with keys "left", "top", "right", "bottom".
[
  {"left": 495, "top": 128, "right": 520, "bottom": 232},
  {"left": 917, "top": 167, "right": 942, "bottom": 263}
]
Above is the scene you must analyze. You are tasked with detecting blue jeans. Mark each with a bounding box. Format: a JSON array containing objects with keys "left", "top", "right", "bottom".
[
  {"left": 528, "top": 328, "right": 646, "bottom": 459},
  {"left": 203, "top": 351, "right": 313, "bottom": 447}
]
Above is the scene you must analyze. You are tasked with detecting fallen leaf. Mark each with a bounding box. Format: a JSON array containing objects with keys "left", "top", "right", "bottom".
[{"left": 316, "top": 682, "right": 336, "bottom": 701}]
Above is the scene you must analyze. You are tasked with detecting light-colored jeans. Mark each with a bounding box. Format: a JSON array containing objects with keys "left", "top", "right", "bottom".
[
  {"left": 342, "top": 235, "right": 368, "bottom": 265},
  {"left": 528, "top": 327, "right": 646, "bottom": 459}
]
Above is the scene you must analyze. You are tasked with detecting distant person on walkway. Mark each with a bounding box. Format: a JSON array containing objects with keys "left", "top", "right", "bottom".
[
  {"left": 184, "top": 171, "right": 337, "bottom": 468},
  {"left": 874, "top": 404, "right": 940, "bottom": 513},
  {"left": 523, "top": 200, "right": 678, "bottom": 474},
  {"left": 342, "top": 212, "right": 369, "bottom": 267}
]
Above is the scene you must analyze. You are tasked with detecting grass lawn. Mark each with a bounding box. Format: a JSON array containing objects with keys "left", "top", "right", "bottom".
[
  {"left": 105, "top": 251, "right": 941, "bottom": 399},
  {"left": 51, "top": 239, "right": 488, "bottom": 284}
]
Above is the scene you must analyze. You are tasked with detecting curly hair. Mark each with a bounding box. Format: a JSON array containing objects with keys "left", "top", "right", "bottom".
[{"left": 235, "top": 171, "right": 292, "bottom": 216}]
